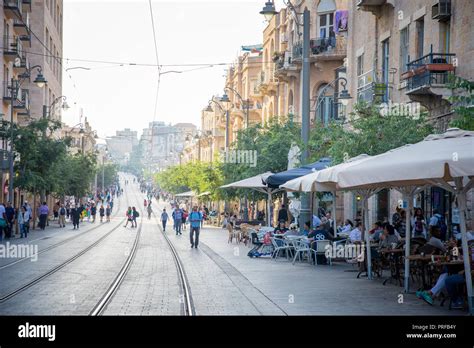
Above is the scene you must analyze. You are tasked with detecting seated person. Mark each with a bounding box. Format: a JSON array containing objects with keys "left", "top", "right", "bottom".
[
  {"left": 349, "top": 221, "right": 363, "bottom": 243},
  {"left": 417, "top": 239, "right": 459, "bottom": 305},
  {"left": 379, "top": 223, "right": 399, "bottom": 249},
  {"left": 369, "top": 221, "right": 384, "bottom": 242},
  {"left": 273, "top": 220, "right": 288, "bottom": 235},
  {"left": 339, "top": 219, "right": 354, "bottom": 234},
  {"left": 427, "top": 226, "right": 447, "bottom": 253}
]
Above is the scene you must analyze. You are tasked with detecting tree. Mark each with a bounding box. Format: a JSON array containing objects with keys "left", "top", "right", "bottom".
[
  {"left": 449, "top": 76, "right": 474, "bottom": 131},
  {"left": 97, "top": 163, "right": 119, "bottom": 190},
  {"left": 308, "top": 102, "right": 434, "bottom": 164}
]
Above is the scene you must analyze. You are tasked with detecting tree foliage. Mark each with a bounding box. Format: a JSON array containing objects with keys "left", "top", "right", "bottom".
[{"left": 449, "top": 76, "right": 474, "bottom": 131}]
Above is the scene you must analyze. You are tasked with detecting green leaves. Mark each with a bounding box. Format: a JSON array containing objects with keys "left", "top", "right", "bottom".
[{"left": 448, "top": 76, "right": 474, "bottom": 131}]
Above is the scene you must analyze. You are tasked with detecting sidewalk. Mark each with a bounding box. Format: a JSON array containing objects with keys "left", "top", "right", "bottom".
[{"left": 196, "top": 223, "right": 457, "bottom": 315}]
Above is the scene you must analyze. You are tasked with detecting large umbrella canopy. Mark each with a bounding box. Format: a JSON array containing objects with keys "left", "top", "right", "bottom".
[
  {"left": 337, "top": 129, "right": 474, "bottom": 190},
  {"left": 336, "top": 128, "right": 474, "bottom": 314},
  {"left": 265, "top": 157, "right": 332, "bottom": 189},
  {"left": 220, "top": 172, "right": 273, "bottom": 191},
  {"left": 175, "top": 191, "right": 196, "bottom": 197},
  {"left": 281, "top": 155, "right": 372, "bottom": 192},
  {"left": 220, "top": 172, "right": 277, "bottom": 226}
]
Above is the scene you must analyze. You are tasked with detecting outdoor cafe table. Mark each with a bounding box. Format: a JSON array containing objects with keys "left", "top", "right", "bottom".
[{"left": 406, "top": 254, "right": 446, "bottom": 290}]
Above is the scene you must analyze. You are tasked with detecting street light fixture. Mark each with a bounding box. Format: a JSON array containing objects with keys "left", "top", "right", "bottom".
[
  {"left": 259, "top": 1, "right": 278, "bottom": 21},
  {"left": 43, "top": 95, "right": 70, "bottom": 119},
  {"left": 313, "top": 77, "right": 352, "bottom": 123},
  {"left": 221, "top": 86, "right": 251, "bottom": 128}
]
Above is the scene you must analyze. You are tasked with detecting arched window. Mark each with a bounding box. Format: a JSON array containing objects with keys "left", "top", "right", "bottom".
[
  {"left": 317, "top": 0, "right": 336, "bottom": 39},
  {"left": 315, "top": 83, "right": 334, "bottom": 126}
]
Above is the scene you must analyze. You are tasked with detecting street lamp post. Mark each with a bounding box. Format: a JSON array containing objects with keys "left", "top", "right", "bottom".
[
  {"left": 313, "top": 77, "right": 352, "bottom": 124},
  {"left": 221, "top": 86, "right": 250, "bottom": 129},
  {"left": 9, "top": 66, "right": 47, "bottom": 204},
  {"left": 206, "top": 99, "right": 231, "bottom": 150},
  {"left": 221, "top": 88, "right": 251, "bottom": 220},
  {"left": 260, "top": 0, "right": 311, "bottom": 229},
  {"left": 43, "top": 95, "right": 70, "bottom": 120}
]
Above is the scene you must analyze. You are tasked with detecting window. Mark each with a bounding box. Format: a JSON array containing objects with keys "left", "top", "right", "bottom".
[
  {"left": 315, "top": 84, "right": 334, "bottom": 126},
  {"left": 4, "top": 20, "right": 9, "bottom": 49},
  {"left": 50, "top": 37, "right": 53, "bottom": 66},
  {"left": 440, "top": 21, "right": 450, "bottom": 54},
  {"left": 416, "top": 18, "right": 424, "bottom": 58},
  {"left": 318, "top": 13, "right": 334, "bottom": 38},
  {"left": 399, "top": 26, "right": 409, "bottom": 73},
  {"left": 357, "top": 53, "right": 364, "bottom": 77},
  {"left": 381, "top": 38, "right": 390, "bottom": 102}
]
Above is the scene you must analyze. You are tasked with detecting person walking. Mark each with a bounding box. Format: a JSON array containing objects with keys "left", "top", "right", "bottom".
[
  {"left": 20, "top": 206, "right": 31, "bottom": 238},
  {"left": 182, "top": 209, "right": 188, "bottom": 231},
  {"left": 58, "top": 204, "right": 66, "bottom": 228},
  {"left": 147, "top": 204, "right": 153, "bottom": 220},
  {"left": 172, "top": 207, "right": 183, "bottom": 235},
  {"left": 99, "top": 204, "right": 105, "bottom": 223},
  {"left": 0, "top": 203, "right": 6, "bottom": 241},
  {"left": 71, "top": 204, "right": 81, "bottom": 230},
  {"left": 189, "top": 206, "right": 203, "bottom": 248},
  {"left": 124, "top": 207, "right": 133, "bottom": 228},
  {"left": 132, "top": 207, "right": 139, "bottom": 228},
  {"left": 38, "top": 201, "right": 49, "bottom": 230},
  {"left": 91, "top": 203, "right": 97, "bottom": 223},
  {"left": 161, "top": 208, "right": 169, "bottom": 231},
  {"left": 5, "top": 202, "right": 16, "bottom": 237},
  {"left": 106, "top": 204, "right": 111, "bottom": 222}
]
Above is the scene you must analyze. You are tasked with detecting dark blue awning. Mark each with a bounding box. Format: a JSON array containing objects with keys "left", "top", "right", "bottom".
[{"left": 264, "top": 157, "right": 332, "bottom": 189}]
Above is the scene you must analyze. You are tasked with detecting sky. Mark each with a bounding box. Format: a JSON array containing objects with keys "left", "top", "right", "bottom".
[{"left": 61, "top": 0, "right": 284, "bottom": 139}]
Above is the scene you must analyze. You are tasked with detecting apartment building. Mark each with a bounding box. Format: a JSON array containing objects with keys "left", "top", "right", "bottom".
[
  {"left": 261, "top": 0, "right": 348, "bottom": 126},
  {"left": 27, "top": 0, "right": 63, "bottom": 121},
  {"left": 141, "top": 121, "right": 196, "bottom": 170},
  {"left": 1, "top": 0, "right": 34, "bottom": 203},
  {"left": 344, "top": 0, "right": 474, "bottom": 226}
]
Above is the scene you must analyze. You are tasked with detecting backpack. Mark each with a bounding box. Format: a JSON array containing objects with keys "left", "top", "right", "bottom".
[
  {"left": 134, "top": 211, "right": 139, "bottom": 218},
  {"left": 60, "top": 207, "right": 66, "bottom": 216}
]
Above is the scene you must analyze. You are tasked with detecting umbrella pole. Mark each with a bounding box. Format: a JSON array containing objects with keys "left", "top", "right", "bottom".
[
  {"left": 267, "top": 191, "right": 272, "bottom": 227},
  {"left": 455, "top": 178, "right": 473, "bottom": 314},
  {"left": 363, "top": 194, "right": 372, "bottom": 280},
  {"left": 403, "top": 190, "right": 414, "bottom": 293},
  {"left": 332, "top": 191, "right": 337, "bottom": 233}
]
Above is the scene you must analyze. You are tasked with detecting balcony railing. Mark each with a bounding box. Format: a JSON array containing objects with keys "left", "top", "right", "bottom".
[
  {"left": 357, "top": 70, "right": 388, "bottom": 103},
  {"left": 2, "top": 81, "right": 22, "bottom": 104},
  {"left": 402, "top": 52, "right": 456, "bottom": 92},
  {"left": 292, "top": 36, "right": 346, "bottom": 60},
  {"left": 17, "top": 88, "right": 30, "bottom": 114},
  {"left": 13, "top": 11, "right": 29, "bottom": 35},
  {"left": 3, "top": 0, "right": 22, "bottom": 18}
]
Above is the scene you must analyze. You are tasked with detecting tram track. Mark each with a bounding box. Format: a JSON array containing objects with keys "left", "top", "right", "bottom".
[{"left": 0, "top": 177, "right": 128, "bottom": 304}]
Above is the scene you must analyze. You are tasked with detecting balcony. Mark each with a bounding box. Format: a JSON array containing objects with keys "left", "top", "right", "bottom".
[
  {"left": 3, "top": 36, "right": 21, "bottom": 62},
  {"left": 357, "top": 0, "right": 395, "bottom": 15},
  {"left": 274, "top": 51, "right": 299, "bottom": 79},
  {"left": 22, "top": 0, "right": 31, "bottom": 12},
  {"left": 3, "top": 0, "right": 23, "bottom": 19},
  {"left": 13, "top": 54, "right": 29, "bottom": 75},
  {"left": 13, "top": 12, "right": 30, "bottom": 36},
  {"left": 402, "top": 53, "right": 456, "bottom": 97},
  {"left": 292, "top": 36, "right": 346, "bottom": 63},
  {"left": 16, "top": 89, "right": 30, "bottom": 115},
  {"left": 357, "top": 70, "right": 388, "bottom": 104},
  {"left": 3, "top": 81, "right": 22, "bottom": 105}
]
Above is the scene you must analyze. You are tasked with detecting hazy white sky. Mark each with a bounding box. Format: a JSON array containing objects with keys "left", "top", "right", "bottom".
[{"left": 62, "top": 0, "right": 284, "bottom": 138}]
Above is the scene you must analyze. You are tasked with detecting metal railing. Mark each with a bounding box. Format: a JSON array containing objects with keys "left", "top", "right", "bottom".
[
  {"left": 405, "top": 52, "right": 456, "bottom": 91},
  {"left": 292, "top": 36, "right": 346, "bottom": 60}
]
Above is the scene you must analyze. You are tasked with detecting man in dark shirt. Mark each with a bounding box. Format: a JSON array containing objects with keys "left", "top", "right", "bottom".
[
  {"left": 277, "top": 204, "right": 288, "bottom": 223},
  {"left": 5, "top": 202, "right": 15, "bottom": 238}
]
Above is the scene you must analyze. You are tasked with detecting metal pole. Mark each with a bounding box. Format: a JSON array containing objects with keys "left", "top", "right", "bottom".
[
  {"left": 243, "top": 101, "right": 249, "bottom": 221},
  {"left": 225, "top": 109, "right": 230, "bottom": 150},
  {"left": 9, "top": 77, "right": 15, "bottom": 205},
  {"left": 298, "top": 8, "right": 311, "bottom": 230}
]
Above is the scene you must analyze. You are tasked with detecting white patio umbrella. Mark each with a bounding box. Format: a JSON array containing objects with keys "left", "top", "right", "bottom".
[
  {"left": 281, "top": 154, "right": 376, "bottom": 277},
  {"left": 220, "top": 172, "right": 280, "bottom": 226},
  {"left": 336, "top": 128, "right": 474, "bottom": 313}
]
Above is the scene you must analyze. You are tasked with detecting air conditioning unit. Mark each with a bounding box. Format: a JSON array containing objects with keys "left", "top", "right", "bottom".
[{"left": 432, "top": 0, "right": 451, "bottom": 22}]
